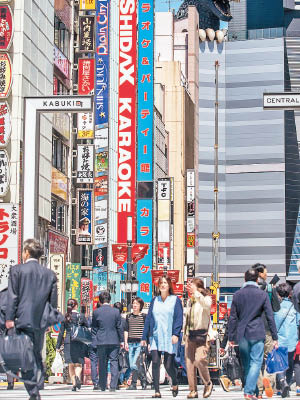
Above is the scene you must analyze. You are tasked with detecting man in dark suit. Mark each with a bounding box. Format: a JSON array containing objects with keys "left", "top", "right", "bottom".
[
  {"left": 5, "top": 239, "right": 57, "bottom": 400},
  {"left": 228, "top": 268, "right": 278, "bottom": 400},
  {"left": 92, "top": 291, "right": 123, "bottom": 391}
]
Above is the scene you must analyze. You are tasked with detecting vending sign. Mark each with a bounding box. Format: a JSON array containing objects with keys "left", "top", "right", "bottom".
[
  {"left": 0, "top": 203, "right": 19, "bottom": 292},
  {"left": 95, "top": 0, "right": 109, "bottom": 126},
  {"left": 117, "top": 0, "right": 137, "bottom": 243},
  {"left": 0, "top": 102, "right": 11, "bottom": 147},
  {"left": 79, "top": 15, "right": 95, "bottom": 52},
  {"left": 78, "top": 58, "right": 95, "bottom": 95},
  {"left": 76, "top": 189, "right": 94, "bottom": 245},
  {"left": 137, "top": 199, "right": 152, "bottom": 303},
  {"left": 0, "top": 6, "right": 13, "bottom": 51},
  {"left": 77, "top": 144, "right": 94, "bottom": 184},
  {"left": 0, "top": 53, "right": 11, "bottom": 98},
  {"left": 137, "top": 0, "right": 154, "bottom": 181}
]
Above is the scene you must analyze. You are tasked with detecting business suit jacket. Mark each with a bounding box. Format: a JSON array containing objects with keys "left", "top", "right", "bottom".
[
  {"left": 91, "top": 304, "right": 123, "bottom": 346},
  {"left": 228, "top": 283, "right": 278, "bottom": 343},
  {"left": 6, "top": 260, "right": 57, "bottom": 330}
]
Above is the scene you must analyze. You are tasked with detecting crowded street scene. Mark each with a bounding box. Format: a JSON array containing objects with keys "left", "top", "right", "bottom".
[{"left": 1, "top": 0, "right": 300, "bottom": 399}]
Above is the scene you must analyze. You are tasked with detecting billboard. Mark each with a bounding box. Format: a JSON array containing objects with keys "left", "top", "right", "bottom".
[
  {"left": 137, "top": 0, "right": 154, "bottom": 181},
  {"left": 65, "top": 263, "right": 81, "bottom": 309},
  {"left": 137, "top": 199, "right": 152, "bottom": 303},
  {"left": 94, "top": 175, "right": 108, "bottom": 196},
  {"left": 77, "top": 144, "right": 94, "bottom": 184},
  {"left": 76, "top": 189, "right": 94, "bottom": 245},
  {"left": 95, "top": 0, "right": 109, "bottom": 126},
  {"left": 49, "top": 254, "right": 64, "bottom": 312},
  {"left": 78, "top": 58, "right": 95, "bottom": 95},
  {"left": 51, "top": 168, "right": 68, "bottom": 201},
  {"left": 79, "top": 15, "right": 95, "bottom": 52},
  {"left": 117, "top": 0, "right": 137, "bottom": 243},
  {"left": 0, "top": 53, "right": 12, "bottom": 98},
  {"left": 0, "top": 6, "right": 13, "bottom": 51},
  {"left": 78, "top": 112, "right": 94, "bottom": 139}
]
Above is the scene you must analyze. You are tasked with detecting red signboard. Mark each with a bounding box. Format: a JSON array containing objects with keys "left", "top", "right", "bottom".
[
  {"left": 187, "top": 233, "right": 195, "bottom": 248},
  {"left": 219, "top": 302, "right": 228, "bottom": 320},
  {"left": 0, "top": 6, "right": 13, "bottom": 51},
  {"left": 117, "top": 0, "right": 137, "bottom": 243},
  {"left": 173, "top": 283, "right": 184, "bottom": 296},
  {"left": 78, "top": 58, "right": 95, "bottom": 95},
  {"left": 112, "top": 244, "right": 127, "bottom": 270},
  {"left": 92, "top": 296, "right": 99, "bottom": 310},
  {"left": 132, "top": 244, "right": 148, "bottom": 264},
  {"left": 0, "top": 53, "right": 12, "bottom": 98},
  {"left": 151, "top": 270, "right": 179, "bottom": 286},
  {"left": 81, "top": 278, "right": 93, "bottom": 305},
  {"left": 49, "top": 231, "right": 68, "bottom": 257},
  {"left": 210, "top": 294, "right": 217, "bottom": 315}
]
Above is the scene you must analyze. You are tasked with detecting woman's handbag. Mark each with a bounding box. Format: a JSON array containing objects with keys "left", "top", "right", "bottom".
[
  {"left": 188, "top": 329, "right": 208, "bottom": 346},
  {"left": 70, "top": 314, "right": 92, "bottom": 345}
]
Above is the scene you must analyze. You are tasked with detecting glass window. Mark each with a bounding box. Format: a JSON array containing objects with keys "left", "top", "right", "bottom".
[
  {"left": 52, "top": 134, "right": 68, "bottom": 174},
  {"left": 54, "top": 15, "right": 70, "bottom": 58}
]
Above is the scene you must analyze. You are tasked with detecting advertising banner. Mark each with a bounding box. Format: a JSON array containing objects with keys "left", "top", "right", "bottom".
[
  {"left": 132, "top": 244, "right": 149, "bottom": 264},
  {"left": 81, "top": 278, "right": 93, "bottom": 305},
  {"left": 117, "top": 0, "right": 137, "bottom": 243},
  {"left": 187, "top": 217, "right": 195, "bottom": 233},
  {"left": 0, "top": 149, "right": 9, "bottom": 196},
  {"left": 95, "top": 150, "right": 108, "bottom": 174},
  {"left": 78, "top": 58, "right": 95, "bottom": 95},
  {"left": 157, "top": 242, "right": 170, "bottom": 266},
  {"left": 79, "top": 15, "right": 95, "bottom": 52},
  {"left": 80, "top": 0, "right": 96, "bottom": 10},
  {"left": 112, "top": 244, "right": 127, "bottom": 270},
  {"left": 219, "top": 302, "right": 228, "bottom": 320},
  {"left": 76, "top": 189, "right": 94, "bottom": 245},
  {"left": 49, "top": 254, "right": 64, "bottom": 312},
  {"left": 95, "top": 126, "right": 108, "bottom": 148},
  {"left": 54, "top": 45, "right": 70, "bottom": 80},
  {"left": 187, "top": 264, "right": 195, "bottom": 278},
  {"left": 94, "top": 175, "right": 108, "bottom": 196},
  {"left": 65, "top": 263, "right": 81, "bottom": 309},
  {"left": 158, "top": 179, "right": 170, "bottom": 200},
  {"left": 0, "top": 6, "right": 13, "bottom": 51},
  {"left": 187, "top": 233, "right": 195, "bottom": 247},
  {"left": 93, "top": 268, "right": 107, "bottom": 293},
  {"left": 137, "top": 199, "right": 152, "bottom": 303},
  {"left": 151, "top": 270, "right": 179, "bottom": 286},
  {"left": 95, "top": 198, "right": 107, "bottom": 221},
  {"left": 0, "top": 203, "right": 19, "bottom": 291},
  {"left": 95, "top": 0, "right": 109, "bottom": 126},
  {"left": 51, "top": 168, "right": 68, "bottom": 201},
  {"left": 78, "top": 112, "right": 94, "bottom": 139},
  {"left": 187, "top": 170, "right": 195, "bottom": 187},
  {"left": 0, "top": 53, "right": 12, "bottom": 98},
  {"left": 94, "top": 221, "right": 107, "bottom": 245},
  {"left": 77, "top": 144, "right": 94, "bottom": 184},
  {"left": 137, "top": 0, "right": 154, "bottom": 181},
  {"left": 93, "top": 247, "right": 107, "bottom": 268}
]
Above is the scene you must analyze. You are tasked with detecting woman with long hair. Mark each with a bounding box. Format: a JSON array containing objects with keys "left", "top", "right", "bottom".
[
  {"left": 56, "top": 299, "right": 88, "bottom": 391},
  {"left": 141, "top": 275, "right": 183, "bottom": 398},
  {"left": 184, "top": 278, "right": 213, "bottom": 399}
]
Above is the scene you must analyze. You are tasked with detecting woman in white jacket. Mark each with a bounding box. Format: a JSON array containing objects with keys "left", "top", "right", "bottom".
[{"left": 183, "top": 278, "right": 213, "bottom": 399}]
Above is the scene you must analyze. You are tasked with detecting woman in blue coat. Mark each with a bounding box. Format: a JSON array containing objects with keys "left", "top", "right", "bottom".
[{"left": 141, "top": 275, "right": 183, "bottom": 398}]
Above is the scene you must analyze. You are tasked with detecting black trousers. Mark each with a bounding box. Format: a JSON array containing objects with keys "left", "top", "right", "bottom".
[
  {"left": 97, "top": 345, "right": 119, "bottom": 390},
  {"left": 89, "top": 346, "right": 99, "bottom": 386},
  {"left": 151, "top": 350, "right": 177, "bottom": 393},
  {"left": 22, "top": 329, "right": 45, "bottom": 397}
]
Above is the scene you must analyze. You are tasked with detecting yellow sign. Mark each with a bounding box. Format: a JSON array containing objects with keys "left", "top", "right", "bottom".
[
  {"left": 51, "top": 168, "right": 68, "bottom": 201},
  {"left": 78, "top": 112, "right": 94, "bottom": 139},
  {"left": 79, "top": 0, "right": 96, "bottom": 10}
]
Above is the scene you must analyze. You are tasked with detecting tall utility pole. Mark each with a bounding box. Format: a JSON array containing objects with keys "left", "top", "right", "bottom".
[{"left": 211, "top": 61, "right": 220, "bottom": 325}]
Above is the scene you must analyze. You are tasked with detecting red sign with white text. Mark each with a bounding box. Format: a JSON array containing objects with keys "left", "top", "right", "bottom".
[
  {"left": 117, "top": 0, "right": 137, "bottom": 243},
  {"left": 78, "top": 58, "right": 95, "bottom": 95},
  {"left": 0, "top": 6, "right": 13, "bottom": 51},
  {"left": 132, "top": 244, "right": 148, "bottom": 263},
  {"left": 112, "top": 244, "right": 127, "bottom": 270}
]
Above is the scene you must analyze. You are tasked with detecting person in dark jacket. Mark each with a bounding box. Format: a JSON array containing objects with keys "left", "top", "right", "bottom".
[
  {"left": 228, "top": 268, "right": 278, "bottom": 400},
  {"left": 92, "top": 291, "right": 124, "bottom": 392},
  {"left": 87, "top": 302, "right": 100, "bottom": 390},
  {"left": 56, "top": 298, "right": 88, "bottom": 392},
  {"left": 5, "top": 239, "right": 57, "bottom": 400},
  {"left": 141, "top": 275, "right": 183, "bottom": 399}
]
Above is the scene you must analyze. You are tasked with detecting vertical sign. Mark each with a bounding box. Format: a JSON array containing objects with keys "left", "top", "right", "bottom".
[
  {"left": 137, "top": 199, "right": 152, "bottom": 303},
  {"left": 78, "top": 58, "right": 95, "bottom": 95},
  {"left": 76, "top": 189, "right": 94, "bottom": 245},
  {"left": 95, "top": 0, "right": 109, "bottom": 126},
  {"left": 117, "top": 0, "right": 137, "bottom": 243},
  {"left": 65, "top": 262, "right": 81, "bottom": 309},
  {"left": 137, "top": 0, "right": 154, "bottom": 181},
  {"left": 80, "top": 0, "right": 96, "bottom": 10},
  {"left": 50, "top": 254, "right": 64, "bottom": 312}
]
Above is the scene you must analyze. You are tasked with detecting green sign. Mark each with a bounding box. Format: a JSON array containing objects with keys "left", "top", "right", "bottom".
[{"left": 65, "top": 263, "right": 81, "bottom": 310}]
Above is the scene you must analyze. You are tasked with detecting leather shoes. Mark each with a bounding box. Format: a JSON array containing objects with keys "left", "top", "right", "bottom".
[
  {"left": 29, "top": 395, "right": 41, "bottom": 400},
  {"left": 187, "top": 392, "right": 198, "bottom": 399},
  {"left": 203, "top": 381, "right": 213, "bottom": 398},
  {"left": 93, "top": 385, "right": 100, "bottom": 390}
]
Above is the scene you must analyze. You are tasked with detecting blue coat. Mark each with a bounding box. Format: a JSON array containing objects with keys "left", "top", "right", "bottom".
[
  {"left": 228, "top": 283, "right": 278, "bottom": 343},
  {"left": 91, "top": 304, "right": 124, "bottom": 346},
  {"left": 142, "top": 295, "right": 183, "bottom": 340},
  {"left": 274, "top": 298, "right": 299, "bottom": 352}
]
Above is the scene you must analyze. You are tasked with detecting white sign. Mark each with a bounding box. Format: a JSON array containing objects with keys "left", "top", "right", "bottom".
[
  {"left": 187, "top": 186, "right": 195, "bottom": 202},
  {"left": 0, "top": 102, "right": 11, "bottom": 147},
  {"left": 263, "top": 93, "right": 300, "bottom": 109},
  {"left": 95, "top": 127, "right": 108, "bottom": 149},
  {"left": 0, "top": 203, "right": 19, "bottom": 291},
  {"left": 0, "top": 149, "right": 9, "bottom": 196},
  {"left": 77, "top": 144, "right": 94, "bottom": 183},
  {"left": 26, "top": 96, "right": 92, "bottom": 112},
  {"left": 187, "top": 170, "right": 195, "bottom": 187},
  {"left": 187, "top": 217, "right": 195, "bottom": 233},
  {"left": 158, "top": 179, "right": 170, "bottom": 200},
  {"left": 94, "top": 222, "right": 107, "bottom": 245},
  {"left": 49, "top": 254, "right": 64, "bottom": 312},
  {"left": 78, "top": 112, "right": 94, "bottom": 139},
  {"left": 95, "top": 199, "right": 107, "bottom": 221}
]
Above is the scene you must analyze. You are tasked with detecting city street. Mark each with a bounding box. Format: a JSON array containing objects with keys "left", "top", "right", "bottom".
[{"left": 1, "top": 385, "right": 300, "bottom": 399}]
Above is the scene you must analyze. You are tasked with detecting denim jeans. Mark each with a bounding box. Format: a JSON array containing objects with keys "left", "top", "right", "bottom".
[
  {"left": 128, "top": 342, "right": 141, "bottom": 371},
  {"left": 239, "top": 337, "right": 264, "bottom": 395}
]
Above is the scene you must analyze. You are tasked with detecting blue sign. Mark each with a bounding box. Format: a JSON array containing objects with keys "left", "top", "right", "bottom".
[
  {"left": 137, "top": 1, "right": 154, "bottom": 181},
  {"left": 77, "top": 189, "right": 93, "bottom": 245},
  {"left": 95, "top": 0, "right": 109, "bottom": 126},
  {"left": 137, "top": 199, "right": 152, "bottom": 303}
]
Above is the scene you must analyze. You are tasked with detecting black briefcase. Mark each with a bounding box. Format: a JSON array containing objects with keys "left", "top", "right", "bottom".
[{"left": 0, "top": 329, "right": 35, "bottom": 372}]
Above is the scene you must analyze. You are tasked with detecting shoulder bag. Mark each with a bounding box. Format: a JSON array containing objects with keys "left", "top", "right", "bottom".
[{"left": 70, "top": 314, "right": 92, "bottom": 345}]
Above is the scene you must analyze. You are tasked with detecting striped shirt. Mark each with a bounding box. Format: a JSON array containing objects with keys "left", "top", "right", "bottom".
[{"left": 125, "top": 313, "right": 146, "bottom": 342}]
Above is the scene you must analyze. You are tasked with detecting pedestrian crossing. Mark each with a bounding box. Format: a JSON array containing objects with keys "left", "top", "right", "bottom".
[{"left": 1, "top": 385, "right": 300, "bottom": 399}]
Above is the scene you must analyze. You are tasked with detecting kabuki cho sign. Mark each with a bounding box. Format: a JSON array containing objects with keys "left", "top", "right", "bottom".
[
  {"left": 0, "top": 6, "right": 13, "bottom": 51},
  {"left": 117, "top": 0, "right": 137, "bottom": 243}
]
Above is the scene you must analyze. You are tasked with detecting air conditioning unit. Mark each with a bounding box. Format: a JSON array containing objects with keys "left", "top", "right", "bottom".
[{"left": 72, "top": 127, "right": 78, "bottom": 135}]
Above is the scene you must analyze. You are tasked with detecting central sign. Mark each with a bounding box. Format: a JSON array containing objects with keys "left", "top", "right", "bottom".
[{"left": 263, "top": 92, "right": 300, "bottom": 109}]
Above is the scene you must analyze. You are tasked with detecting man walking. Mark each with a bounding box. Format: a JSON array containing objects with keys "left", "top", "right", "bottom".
[
  {"left": 5, "top": 239, "right": 58, "bottom": 400},
  {"left": 228, "top": 268, "right": 278, "bottom": 400},
  {"left": 91, "top": 291, "right": 123, "bottom": 392}
]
